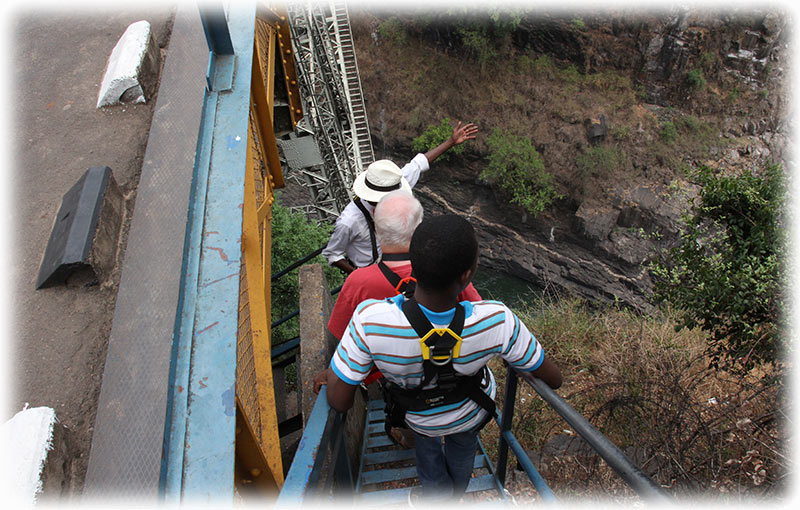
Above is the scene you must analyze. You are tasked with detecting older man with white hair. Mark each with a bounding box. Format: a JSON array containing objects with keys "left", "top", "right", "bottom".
[
  {"left": 326, "top": 190, "right": 481, "bottom": 343},
  {"left": 322, "top": 121, "right": 478, "bottom": 274}
]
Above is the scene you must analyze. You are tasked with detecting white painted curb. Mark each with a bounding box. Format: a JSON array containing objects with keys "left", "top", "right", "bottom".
[
  {"left": 96, "top": 20, "right": 155, "bottom": 108},
  {"left": 1, "top": 406, "right": 56, "bottom": 505}
]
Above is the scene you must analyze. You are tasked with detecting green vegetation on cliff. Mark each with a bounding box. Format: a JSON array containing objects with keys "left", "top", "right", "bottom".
[{"left": 650, "top": 165, "right": 786, "bottom": 375}]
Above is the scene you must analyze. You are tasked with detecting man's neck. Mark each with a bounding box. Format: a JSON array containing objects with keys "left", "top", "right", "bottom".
[
  {"left": 383, "top": 259, "right": 410, "bottom": 270},
  {"left": 381, "top": 249, "right": 409, "bottom": 269},
  {"left": 413, "top": 285, "right": 459, "bottom": 313}
]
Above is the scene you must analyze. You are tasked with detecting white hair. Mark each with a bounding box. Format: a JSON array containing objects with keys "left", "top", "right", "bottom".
[{"left": 374, "top": 190, "right": 424, "bottom": 252}]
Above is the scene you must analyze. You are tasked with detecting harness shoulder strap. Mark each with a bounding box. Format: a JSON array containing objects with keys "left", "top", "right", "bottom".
[
  {"left": 401, "top": 297, "right": 464, "bottom": 340},
  {"left": 401, "top": 297, "right": 464, "bottom": 388},
  {"left": 377, "top": 261, "right": 401, "bottom": 289},
  {"left": 353, "top": 198, "right": 378, "bottom": 264},
  {"left": 377, "top": 261, "right": 416, "bottom": 297},
  {"left": 389, "top": 298, "right": 496, "bottom": 429}
]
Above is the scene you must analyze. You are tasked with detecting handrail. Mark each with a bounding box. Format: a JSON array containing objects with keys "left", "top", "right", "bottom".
[
  {"left": 271, "top": 245, "right": 326, "bottom": 282},
  {"left": 494, "top": 368, "right": 556, "bottom": 502},
  {"left": 278, "top": 366, "right": 672, "bottom": 504},
  {"left": 276, "top": 387, "right": 352, "bottom": 505},
  {"left": 271, "top": 284, "right": 343, "bottom": 330},
  {"left": 516, "top": 369, "right": 672, "bottom": 504}
]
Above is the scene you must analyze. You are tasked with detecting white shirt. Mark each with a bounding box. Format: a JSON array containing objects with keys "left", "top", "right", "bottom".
[
  {"left": 330, "top": 295, "right": 546, "bottom": 436},
  {"left": 322, "top": 153, "right": 429, "bottom": 267}
]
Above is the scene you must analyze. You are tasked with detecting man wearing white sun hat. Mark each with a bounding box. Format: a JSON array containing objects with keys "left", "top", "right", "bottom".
[{"left": 323, "top": 121, "right": 478, "bottom": 274}]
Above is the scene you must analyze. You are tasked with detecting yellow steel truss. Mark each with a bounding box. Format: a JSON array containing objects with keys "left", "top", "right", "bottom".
[{"left": 235, "top": 3, "right": 301, "bottom": 494}]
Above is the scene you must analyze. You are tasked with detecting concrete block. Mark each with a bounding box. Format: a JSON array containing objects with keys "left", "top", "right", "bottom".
[
  {"left": 297, "top": 264, "right": 365, "bottom": 477},
  {"left": 96, "top": 20, "right": 160, "bottom": 108},
  {"left": 36, "top": 166, "right": 125, "bottom": 289},
  {"left": 297, "top": 264, "right": 338, "bottom": 425}
]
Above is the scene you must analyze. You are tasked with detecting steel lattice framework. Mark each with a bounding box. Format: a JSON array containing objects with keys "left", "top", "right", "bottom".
[{"left": 285, "top": 0, "right": 374, "bottom": 220}]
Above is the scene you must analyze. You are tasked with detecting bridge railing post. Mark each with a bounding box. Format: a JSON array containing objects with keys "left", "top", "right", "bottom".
[{"left": 496, "top": 365, "right": 518, "bottom": 486}]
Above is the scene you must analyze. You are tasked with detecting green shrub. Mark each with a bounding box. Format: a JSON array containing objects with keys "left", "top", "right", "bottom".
[
  {"left": 271, "top": 196, "right": 344, "bottom": 344},
  {"left": 650, "top": 165, "right": 787, "bottom": 374},
  {"left": 412, "top": 118, "right": 463, "bottom": 161},
  {"left": 531, "top": 54, "right": 556, "bottom": 79},
  {"left": 378, "top": 17, "right": 408, "bottom": 44},
  {"left": 458, "top": 28, "right": 497, "bottom": 72},
  {"left": 681, "top": 114, "right": 702, "bottom": 132},
  {"left": 562, "top": 64, "right": 582, "bottom": 85},
  {"left": 610, "top": 125, "right": 631, "bottom": 141},
  {"left": 687, "top": 68, "right": 706, "bottom": 91},
  {"left": 481, "top": 128, "right": 559, "bottom": 217},
  {"left": 700, "top": 51, "right": 717, "bottom": 69},
  {"left": 660, "top": 121, "right": 677, "bottom": 143},
  {"left": 577, "top": 146, "right": 624, "bottom": 179}
]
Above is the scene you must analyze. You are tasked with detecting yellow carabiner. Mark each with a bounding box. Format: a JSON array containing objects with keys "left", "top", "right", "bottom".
[{"left": 419, "top": 328, "right": 462, "bottom": 365}]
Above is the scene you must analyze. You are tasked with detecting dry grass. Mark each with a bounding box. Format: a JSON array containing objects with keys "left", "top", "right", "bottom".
[{"left": 480, "top": 299, "right": 789, "bottom": 504}]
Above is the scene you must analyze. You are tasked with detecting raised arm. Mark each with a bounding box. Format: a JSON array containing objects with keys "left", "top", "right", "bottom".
[{"left": 424, "top": 121, "right": 478, "bottom": 164}]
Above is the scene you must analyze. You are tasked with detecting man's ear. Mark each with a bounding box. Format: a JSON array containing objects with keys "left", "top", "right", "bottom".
[
  {"left": 459, "top": 266, "right": 475, "bottom": 289},
  {"left": 460, "top": 254, "right": 478, "bottom": 288}
]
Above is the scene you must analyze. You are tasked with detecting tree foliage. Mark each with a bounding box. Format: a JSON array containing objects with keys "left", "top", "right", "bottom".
[
  {"left": 650, "top": 165, "right": 787, "bottom": 374},
  {"left": 481, "top": 128, "right": 559, "bottom": 217},
  {"left": 411, "top": 118, "right": 463, "bottom": 161},
  {"left": 271, "top": 196, "right": 344, "bottom": 344}
]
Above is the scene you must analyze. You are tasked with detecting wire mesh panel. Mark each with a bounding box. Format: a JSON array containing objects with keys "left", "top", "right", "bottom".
[{"left": 235, "top": 5, "right": 303, "bottom": 491}]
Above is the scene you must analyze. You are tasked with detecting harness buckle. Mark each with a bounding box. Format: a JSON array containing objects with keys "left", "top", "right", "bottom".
[
  {"left": 394, "top": 276, "right": 417, "bottom": 294},
  {"left": 419, "top": 328, "right": 462, "bottom": 365}
]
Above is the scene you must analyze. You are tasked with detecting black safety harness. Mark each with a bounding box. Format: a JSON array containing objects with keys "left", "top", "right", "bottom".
[
  {"left": 376, "top": 253, "right": 417, "bottom": 298},
  {"left": 353, "top": 198, "right": 379, "bottom": 265},
  {"left": 382, "top": 297, "right": 496, "bottom": 432}
]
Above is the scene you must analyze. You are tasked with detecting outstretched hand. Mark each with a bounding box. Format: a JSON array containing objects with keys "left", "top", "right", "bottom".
[{"left": 450, "top": 121, "right": 478, "bottom": 146}]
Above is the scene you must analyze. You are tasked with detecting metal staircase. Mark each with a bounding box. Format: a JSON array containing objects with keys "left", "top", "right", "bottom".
[
  {"left": 284, "top": 0, "right": 374, "bottom": 220},
  {"left": 331, "top": 1, "right": 374, "bottom": 171},
  {"left": 356, "top": 399, "right": 504, "bottom": 504}
]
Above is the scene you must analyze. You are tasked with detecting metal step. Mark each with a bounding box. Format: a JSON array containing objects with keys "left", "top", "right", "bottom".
[{"left": 357, "top": 398, "right": 506, "bottom": 503}]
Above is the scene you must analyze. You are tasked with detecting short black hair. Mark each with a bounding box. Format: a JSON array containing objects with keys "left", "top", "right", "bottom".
[{"left": 410, "top": 214, "right": 478, "bottom": 291}]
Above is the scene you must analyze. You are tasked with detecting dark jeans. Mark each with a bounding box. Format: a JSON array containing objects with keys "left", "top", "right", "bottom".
[{"left": 412, "top": 429, "right": 479, "bottom": 500}]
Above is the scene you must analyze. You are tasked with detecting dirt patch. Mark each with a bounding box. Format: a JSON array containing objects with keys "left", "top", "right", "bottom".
[{"left": 6, "top": 7, "right": 175, "bottom": 498}]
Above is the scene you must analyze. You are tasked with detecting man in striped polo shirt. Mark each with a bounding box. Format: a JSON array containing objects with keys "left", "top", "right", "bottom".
[{"left": 314, "top": 214, "right": 562, "bottom": 501}]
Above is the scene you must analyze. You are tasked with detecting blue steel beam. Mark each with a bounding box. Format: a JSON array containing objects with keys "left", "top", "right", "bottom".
[
  {"left": 163, "top": 1, "right": 256, "bottom": 502},
  {"left": 277, "top": 387, "right": 334, "bottom": 504}
]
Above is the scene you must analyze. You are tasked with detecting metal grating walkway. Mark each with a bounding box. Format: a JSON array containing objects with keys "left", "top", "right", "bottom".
[{"left": 356, "top": 399, "right": 506, "bottom": 504}]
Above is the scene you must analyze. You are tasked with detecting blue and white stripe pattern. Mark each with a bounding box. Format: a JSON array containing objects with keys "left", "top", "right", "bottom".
[{"left": 330, "top": 295, "right": 545, "bottom": 436}]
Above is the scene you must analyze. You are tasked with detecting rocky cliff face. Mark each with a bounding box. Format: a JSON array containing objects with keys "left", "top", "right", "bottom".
[
  {"left": 352, "top": 7, "right": 792, "bottom": 310},
  {"left": 411, "top": 173, "right": 684, "bottom": 311}
]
